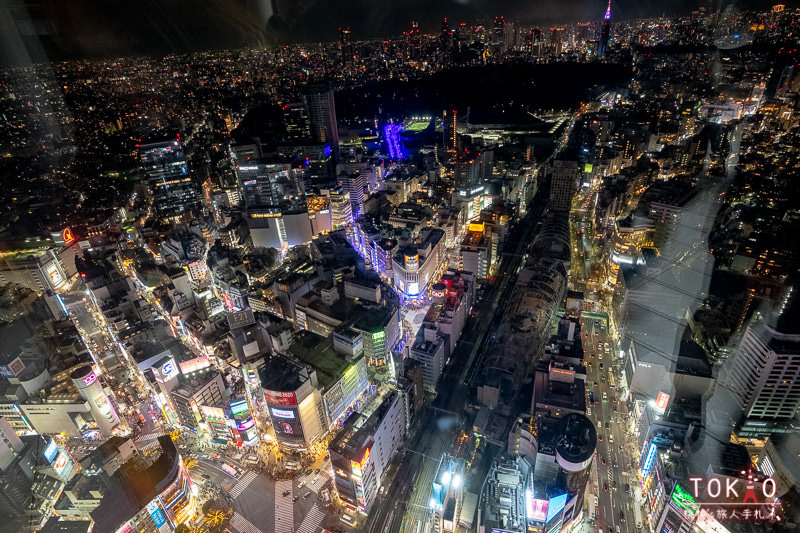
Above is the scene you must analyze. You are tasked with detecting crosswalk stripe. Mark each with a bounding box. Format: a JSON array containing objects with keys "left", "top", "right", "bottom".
[
  {"left": 231, "top": 512, "right": 264, "bottom": 533},
  {"left": 229, "top": 471, "right": 258, "bottom": 498},
  {"left": 275, "top": 480, "right": 294, "bottom": 533},
  {"left": 295, "top": 503, "right": 326, "bottom": 533}
]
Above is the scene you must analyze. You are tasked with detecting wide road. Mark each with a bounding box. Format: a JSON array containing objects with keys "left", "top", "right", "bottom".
[
  {"left": 366, "top": 193, "right": 550, "bottom": 533},
  {"left": 582, "top": 316, "right": 641, "bottom": 533}
]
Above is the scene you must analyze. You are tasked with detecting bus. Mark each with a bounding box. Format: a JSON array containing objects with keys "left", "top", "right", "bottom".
[
  {"left": 589, "top": 391, "right": 594, "bottom": 404},
  {"left": 221, "top": 463, "right": 238, "bottom": 477},
  {"left": 608, "top": 374, "right": 615, "bottom": 390}
]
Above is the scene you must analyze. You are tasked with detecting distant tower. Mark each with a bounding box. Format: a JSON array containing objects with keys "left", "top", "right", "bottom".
[
  {"left": 599, "top": 0, "right": 611, "bottom": 57},
  {"left": 440, "top": 18, "right": 451, "bottom": 47},
  {"left": 339, "top": 27, "right": 354, "bottom": 65},
  {"left": 443, "top": 109, "right": 458, "bottom": 161},
  {"left": 302, "top": 82, "right": 340, "bottom": 163}
]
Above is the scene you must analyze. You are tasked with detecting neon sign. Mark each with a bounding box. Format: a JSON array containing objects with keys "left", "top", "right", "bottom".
[
  {"left": 83, "top": 373, "right": 97, "bottom": 386},
  {"left": 351, "top": 447, "right": 371, "bottom": 478},
  {"left": 62, "top": 228, "right": 75, "bottom": 243}
]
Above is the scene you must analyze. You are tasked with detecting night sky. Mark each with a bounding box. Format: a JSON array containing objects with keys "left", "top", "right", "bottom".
[{"left": 0, "top": 0, "right": 796, "bottom": 64}]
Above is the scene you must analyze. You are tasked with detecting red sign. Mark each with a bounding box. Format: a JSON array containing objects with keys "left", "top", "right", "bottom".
[
  {"left": 264, "top": 390, "right": 297, "bottom": 406},
  {"left": 655, "top": 391, "right": 670, "bottom": 411},
  {"left": 62, "top": 227, "right": 75, "bottom": 243}
]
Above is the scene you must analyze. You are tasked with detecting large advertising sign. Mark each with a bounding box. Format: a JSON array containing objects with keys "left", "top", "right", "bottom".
[
  {"left": 0, "top": 357, "right": 26, "bottom": 378},
  {"left": 230, "top": 398, "right": 249, "bottom": 415},
  {"left": 179, "top": 356, "right": 210, "bottom": 374},
  {"left": 146, "top": 501, "right": 167, "bottom": 529},
  {"left": 53, "top": 451, "right": 70, "bottom": 476},
  {"left": 264, "top": 390, "right": 297, "bottom": 406},
  {"left": 271, "top": 408, "right": 296, "bottom": 419},
  {"left": 545, "top": 493, "right": 568, "bottom": 523},
  {"left": 43, "top": 440, "right": 58, "bottom": 463},
  {"left": 201, "top": 406, "right": 226, "bottom": 423},
  {"left": 654, "top": 391, "right": 670, "bottom": 413},
  {"left": 159, "top": 360, "right": 178, "bottom": 381},
  {"left": 526, "top": 494, "right": 549, "bottom": 521},
  {"left": 227, "top": 309, "right": 255, "bottom": 330}
]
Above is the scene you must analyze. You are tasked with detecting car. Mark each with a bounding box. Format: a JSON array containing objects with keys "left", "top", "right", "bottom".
[
  {"left": 609, "top": 434, "right": 614, "bottom": 443},
  {"left": 201, "top": 473, "right": 211, "bottom": 479},
  {"left": 599, "top": 363, "right": 604, "bottom": 370},
  {"left": 598, "top": 435, "right": 604, "bottom": 442},
  {"left": 605, "top": 422, "right": 610, "bottom": 429},
  {"left": 613, "top": 460, "right": 618, "bottom": 468},
  {"left": 601, "top": 457, "right": 607, "bottom": 465},
  {"left": 604, "top": 482, "right": 609, "bottom": 492},
  {"left": 312, "top": 476, "right": 319, "bottom": 485},
  {"left": 324, "top": 455, "right": 330, "bottom": 461},
  {"left": 314, "top": 468, "right": 321, "bottom": 474},
  {"left": 594, "top": 381, "right": 598, "bottom": 387},
  {"left": 298, "top": 481, "right": 306, "bottom": 489},
  {"left": 305, "top": 469, "right": 313, "bottom": 475},
  {"left": 603, "top": 392, "right": 608, "bottom": 399},
  {"left": 304, "top": 491, "right": 313, "bottom": 499},
  {"left": 588, "top": 362, "right": 592, "bottom": 367},
  {"left": 598, "top": 342, "right": 602, "bottom": 350},
  {"left": 291, "top": 496, "right": 299, "bottom": 503},
  {"left": 613, "top": 480, "right": 617, "bottom": 489},
  {"left": 625, "top": 483, "right": 631, "bottom": 494}
]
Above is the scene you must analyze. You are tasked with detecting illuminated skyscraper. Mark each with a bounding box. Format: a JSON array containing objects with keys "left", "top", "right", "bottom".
[
  {"left": 302, "top": 82, "right": 340, "bottom": 163},
  {"left": 443, "top": 109, "right": 458, "bottom": 157},
  {"left": 339, "top": 27, "right": 355, "bottom": 65},
  {"left": 599, "top": 0, "right": 611, "bottom": 57},
  {"left": 140, "top": 138, "right": 199, "bottom": 218}
]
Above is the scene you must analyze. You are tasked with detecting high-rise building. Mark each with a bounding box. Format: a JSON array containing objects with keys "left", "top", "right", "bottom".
[
  {"left": 302, "top": 82, "right": 340, "bottom": 162},
  {"left": 282, "top": 102, "right": 311, "bottom": 142},
  {"left": 236, "top": 162, "right": 301, "bottom": 209},
  {"left": 443, "top": 109, "right": 458, "bottom": 154},
  {"left": 549, "top": 159, "right": 579, "bottom": 211},
  {"left": 70, "top": 365, "right": 120, "bottom": 437},
  {"left": 599, "top": 0, "right": 611, "bottom": 57},
  {"left": 90, "top": 436, "right": 197, "bottom": 533},
  {"left": 139, "top": 139, "right": 199, "bottom": 218},
  {"left": 329, "top": 391, "right": 406, "bottom": 515},
  {"left": 339, "top": 27, "right": 355, "bottom": 65},
  {"left": 725, "top": 288, "right": 800, "bottom": 437}
]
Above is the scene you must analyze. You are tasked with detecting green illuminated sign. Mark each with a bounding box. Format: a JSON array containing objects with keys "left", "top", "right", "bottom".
[
  {"left": 372, "top": 331, "right": 385, "bottom": 341},
  {"left": 584, "top": 163, "right": 593, "bottom": 173},
  {"left": 672, "top": 484, "right": 699, "bottom": 519}
]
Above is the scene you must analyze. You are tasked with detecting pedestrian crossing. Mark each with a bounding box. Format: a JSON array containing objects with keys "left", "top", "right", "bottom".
[
  {"left": 136, "top": 432, "right": 166, "bottom": 442},
  {"left": 231, "top": 512, "right": 264, "bottom": 533},
  {"left": 229, "top": 470, "right": 258, "bottom": 498},
  {"left": 138, "top": 440, "right": 160, "bottom": 453},
  {"left": 296, "top": 503, "right": 326, "bottom": 533},
  {"left": 274, "top": 480, "right": 294, "bottom": 533}
]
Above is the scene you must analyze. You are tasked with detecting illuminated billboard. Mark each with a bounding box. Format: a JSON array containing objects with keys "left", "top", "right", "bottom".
[
  {"left": 641, "top": 442, "right": 658, "bottom": 477},
  {"left": 146, "top": 501, "right": 167, "bottom": 529},
  {"left": 43, "top": 439, "right": 58, "bottom": 463},
  {"left": 230, "top": 398, "right": 249, "bottom": 415},
  {"left": 179, "top": 356, "right": 210, "bottom": 374},
  {"left": 654, "top": 391, "right": 670, "bottom": 413},
  {"left": 264, "top": 390, "right": 297, "bottom": 406},
  {"left": 671, "top": 484, "right": 699, "bottom": 519},
  {"left": 158, "top": 360, "right": 178, "bottom": 382},
  {"left": 201, "top": 406, "right": 226, "bottom": 423},
  {"left": 351, "top": 448, "right": 371, "bottom": 478},
  {"left": 53, "top": 451, "right": 69, "bottom": 476},
  {"left": 526, "top": 491, "right": 549, "bottom": 521},
  {"left": 545, "top": 493, "right": 568, "bottom": 523},
  {"left": 271, "top": 408, "right": 296, "bottom": 419}
]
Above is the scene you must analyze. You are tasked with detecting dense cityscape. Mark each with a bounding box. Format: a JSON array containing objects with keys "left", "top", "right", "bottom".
[{"left": 1, "top": 3, "right": 800, "bottom": 533}]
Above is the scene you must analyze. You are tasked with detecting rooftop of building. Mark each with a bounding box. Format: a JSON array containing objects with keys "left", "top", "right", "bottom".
[
  {"left": 329, "top": 389, "right": 398, "bottom": 461},
  {"left": 259, "top": 354, "right": 308, "bottom": 393},
  {"left": 288, "top": 331, "right": 358, "bottom": 390},
  {"left": 39, "top": 517, "right": 93, "bottom": 533},
  {"left": 90, "top": 436, "right": 181, "bottom": 533}
]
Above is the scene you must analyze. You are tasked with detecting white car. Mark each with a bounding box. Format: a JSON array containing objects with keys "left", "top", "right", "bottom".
[{"left": 312, "top": 476, "right": 319, "bottom": 485}]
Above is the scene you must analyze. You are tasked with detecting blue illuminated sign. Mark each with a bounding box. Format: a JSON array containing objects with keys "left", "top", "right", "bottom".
[
  {"left": 641, "top": 442, "right": 657, "bottom": 477},
  {"left": 43, "top": 440, "right": 58, "bottom": 462},
  {"left": 383, "top": 123, "right": 407, "bottom": 160},
  {"left": 545, "top": 493, "right": 568, "bottom": 522},
  {"left": 146, "top": 501, "right": 166, "bottom": 528}
]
